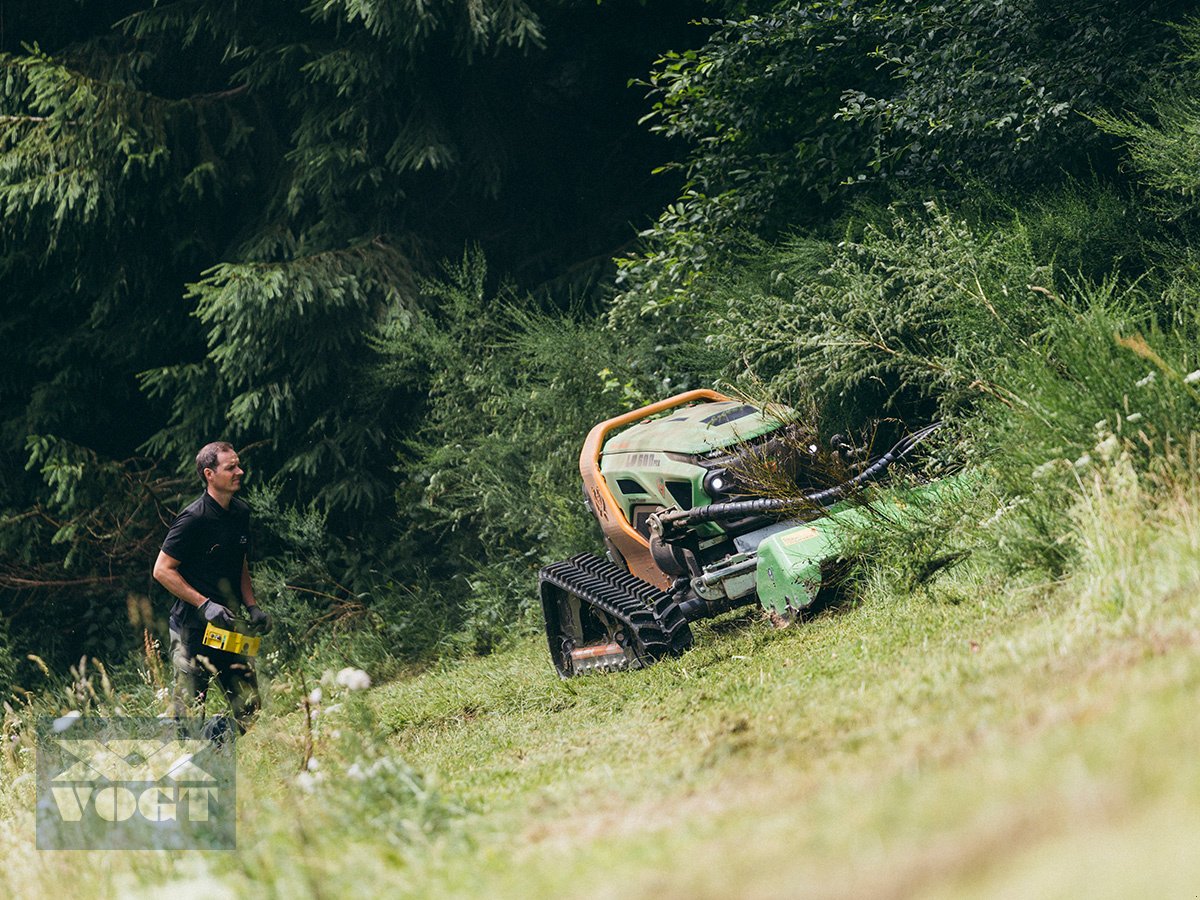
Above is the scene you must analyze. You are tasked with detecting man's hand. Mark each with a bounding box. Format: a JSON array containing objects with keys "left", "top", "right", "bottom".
[
  {"left": 248, "top": 604, "right": 272, "bottom": 635},
  {"left": 199, "top": 599, "right": 234, "bottom": 628}
]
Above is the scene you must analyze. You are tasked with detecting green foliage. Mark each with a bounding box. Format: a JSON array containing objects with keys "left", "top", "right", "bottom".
[
  {"left": 1093, "top": 21, "right": 1200, "bottom": 217},
  {"left": 0, "top": 437, "right": 189, "bottom": 667},
  {"left": 822, "top": 282, "right": 1200, "bottom": 584},
  {"left": 0, "top": 1, "right": 703, "bottom": 670},
  {"left": 1006, "top": 182, "right": 1149, "bottom": 284},
  {"left": 6, "top": 0, "right": 1200, "bottom": 687},
  {"left": 616, "top": 5, "right": 886, "bottom": 313},
  {"left": 833, "top": 2, "right": 1185, "bottom": 181},
  {"left": 644, "top": 184, "right": 1200, "bottom": 591},
  {"left": 616, "top": 0, "right": 1188, "bottom": 313},
  {"left": 977, "top": 290, "right": 1200, "bottom": 573},
  {"left": 141, "top": 243, "right": 412, "bottom": 513},
  {"left": 257, "top": 680, "right": 466, "bottom": 851},
  {"left": 690, "top": 204, "right": 1048, "bottom": 428},
  {"left": 0, "top": 24, "right": 240, "bottom": 466},
  {"left": 114, "top": 0, "right": 549, "bottom": 517},
  {"left": 0, "top": 621, "right": 14, "bottom": 703},
  {"left": 377, "top": 249, "right": 660, "bottom": 651}
]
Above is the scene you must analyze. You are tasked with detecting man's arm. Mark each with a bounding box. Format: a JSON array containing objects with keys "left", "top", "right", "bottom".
[
  {"left": 153, "top": 550, "right": 207, "bottom": 608},
  {"left": 154, "top": 550, "right": 235, "bottom": 627}
]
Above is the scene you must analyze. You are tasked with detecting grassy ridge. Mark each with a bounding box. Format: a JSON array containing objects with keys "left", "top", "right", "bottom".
[{"left": 2, "top": 464, "right": 1197, "bottom": 897}]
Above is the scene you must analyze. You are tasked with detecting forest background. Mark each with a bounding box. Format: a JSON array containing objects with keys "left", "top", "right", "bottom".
[{"left": 3, "top": 0, "right": 1200, "bottom": 698}]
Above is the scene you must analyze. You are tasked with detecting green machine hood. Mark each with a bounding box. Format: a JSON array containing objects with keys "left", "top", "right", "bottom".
[{"left": 602, "top": 400, "right": 791, "bottom": 458}]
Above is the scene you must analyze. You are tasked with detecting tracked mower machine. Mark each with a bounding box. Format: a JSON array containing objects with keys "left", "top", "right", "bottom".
[{"left": 539, "top": 389, "right": 939, "bottom": 676}]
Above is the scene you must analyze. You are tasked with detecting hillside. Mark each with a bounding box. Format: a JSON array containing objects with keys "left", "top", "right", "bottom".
[
  {"left": 3, "top": 469, "right": 1198, "bottom": 897},
  {"left": 5, "top": 4, "right": 1200, "bottom": 896}
]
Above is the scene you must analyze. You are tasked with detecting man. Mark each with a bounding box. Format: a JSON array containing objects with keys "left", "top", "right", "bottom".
[{"left": 153, "top": 441, "right": 272, "bottom": 732}]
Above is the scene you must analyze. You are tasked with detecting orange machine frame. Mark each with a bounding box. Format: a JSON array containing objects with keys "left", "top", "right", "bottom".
[{"left": 579, "top": 388, "right": 732, "bottom": 590}]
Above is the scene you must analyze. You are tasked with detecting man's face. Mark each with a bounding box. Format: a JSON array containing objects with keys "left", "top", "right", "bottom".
[{"left": 206, "top": 449, "right": 244, "bottom": 494}]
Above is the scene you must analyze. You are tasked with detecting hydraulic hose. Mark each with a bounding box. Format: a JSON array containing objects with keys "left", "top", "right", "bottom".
[{"left": 652, "top": 422, "right": 942, "bottom": 536}]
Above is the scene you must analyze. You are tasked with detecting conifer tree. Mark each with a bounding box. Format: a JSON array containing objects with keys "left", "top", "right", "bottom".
[{"left": 0, "top": 0, "right": 696, "bottom": 660}]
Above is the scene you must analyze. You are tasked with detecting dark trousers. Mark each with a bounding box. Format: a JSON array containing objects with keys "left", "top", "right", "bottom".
[{"left": 169, "top": 625, "right": 261, "bottom": 732}]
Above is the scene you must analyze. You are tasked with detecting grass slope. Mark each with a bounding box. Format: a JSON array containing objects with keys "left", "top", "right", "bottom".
[{"left": 2, "top": 474, "right": 1199, "bottom": 898}]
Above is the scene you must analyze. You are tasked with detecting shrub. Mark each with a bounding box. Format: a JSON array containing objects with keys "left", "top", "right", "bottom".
[
  {"left": 375, "top": 249, "right": 662, "bottom": 652},
  {"left": 693, "top": 204, "right": 1049, "bottom": 431}
]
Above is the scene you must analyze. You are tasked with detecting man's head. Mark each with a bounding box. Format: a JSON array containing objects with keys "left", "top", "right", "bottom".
[{"left": 196, "top": 441, "right": 242, "bottom": 495}]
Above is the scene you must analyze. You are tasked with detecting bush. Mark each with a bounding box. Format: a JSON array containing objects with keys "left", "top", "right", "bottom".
[
  {"left": 827, "top": 276, "right": 1200, "bottom": 584},
  {"left": 688, "top": 204, "right": 1048, "bottom": 432},
  {"left": 375, "top": 249, "right": 662, "bottom": 652},
  {"left": 614, "top": 1, "right": 1188, "bottom": 316}
]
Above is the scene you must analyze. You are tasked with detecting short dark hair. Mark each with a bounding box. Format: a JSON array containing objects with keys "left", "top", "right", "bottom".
[{"left": 196, "top": 441, "right": 235, "bottom": 485}]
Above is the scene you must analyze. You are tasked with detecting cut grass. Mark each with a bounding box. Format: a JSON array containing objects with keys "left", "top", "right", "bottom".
[
  {"left": 2, "top": 472, "right": 1199, "bottom": 898},
  {"left": 385, "top": 577, "right": 1199, "bottom": 899}
]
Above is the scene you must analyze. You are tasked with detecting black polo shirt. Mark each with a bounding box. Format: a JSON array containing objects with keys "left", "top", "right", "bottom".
[{"left": 161, "top": 492, "right": 252, "bottom": 630}]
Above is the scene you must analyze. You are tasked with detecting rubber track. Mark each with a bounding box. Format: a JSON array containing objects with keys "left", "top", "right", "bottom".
[{"left": 539, "top": 553, "right": 693, "bottom": 673}]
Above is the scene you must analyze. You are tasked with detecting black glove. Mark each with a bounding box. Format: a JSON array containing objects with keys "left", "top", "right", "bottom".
[
  {"left": 199, "top": 599, "right": 234, "bottom": 628},
  {"left": 247, "top": 604, "right": 272, "bottom": 635}
]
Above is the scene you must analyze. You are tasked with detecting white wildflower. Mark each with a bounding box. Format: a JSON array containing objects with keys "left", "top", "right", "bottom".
[
  {"left": 979, "top": 505, "right": 1006, "bottom": 528},
  {"left": 1095, "top": 433, "right": 1120, "bottom": 462},
  {"left": 979, "top": 496, "right": 1028, "bottom": 529},
  {"left": 306, "top": 756, "right": 320, "bottom": 772},
  {"left": 1186, "top": 369, "right": 1200, "bottom": 384},
  {"left": 1136, "top": 371, "right": 1156, "bottom": 388},
  {"left": 1074, "top": 453, "right": 1092, "bottom": 469},
  {"left": 347, "top": 762, "right": 365, "bottom": 781},
  {"left": 294, "top": 771, "right": 323, "bottom": 793},
  {"left": 1032, "top": 460, "right": 1058, "bottom": 479},
  {"left": 335, "top": 667, "right": 371, "bottom": 691},
  {"left": 323, "top": 703, "right": 342, "bottom": 716},
  {"left": 52, "top": 711, "right": 81, "bottom": 733},
  {"left": 155, "top": 687, "right": 170, "bottom": 702},
  {"left": 1125, "top": 412, "right": 1143, "bottom": 424},
  {"left": 307, "top": 687, "right": 322, "bottom": 706}
]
